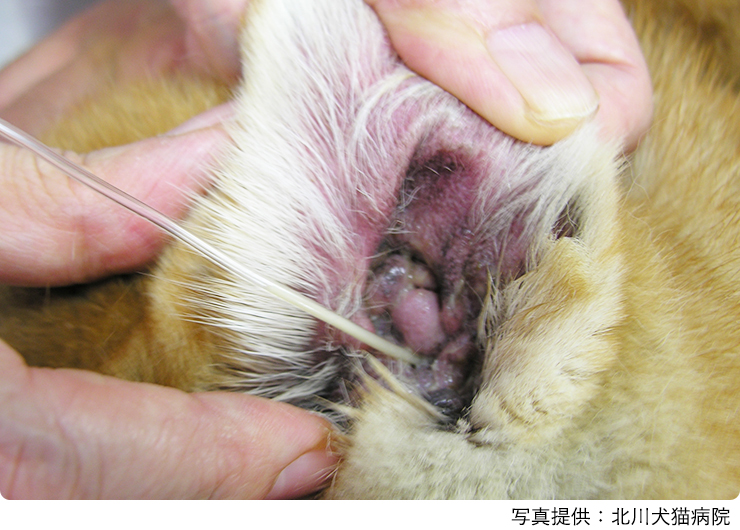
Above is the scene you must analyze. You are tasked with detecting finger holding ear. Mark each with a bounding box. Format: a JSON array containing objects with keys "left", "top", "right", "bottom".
[
  {"left": 366, "top": 0, "right": 651, "bottom": 150},
  {"left": 0, "top": 339, "right": 338, "bottom": 499}
]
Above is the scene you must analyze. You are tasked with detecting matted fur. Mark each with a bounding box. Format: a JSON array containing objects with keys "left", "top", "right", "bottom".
[{"left": 1, "top": 0, "right": 738, "bottom": 499}]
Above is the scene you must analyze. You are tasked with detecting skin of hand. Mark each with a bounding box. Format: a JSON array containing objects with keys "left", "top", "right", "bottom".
[
  {"left": 365, "top": 0, "right": 653, "bottom": 149},
  {"left": 0, "top": 0, "right": 653, "bottom": 499},
  {"left": 0, "top": 339, "right": 337, "bottom": 499}
]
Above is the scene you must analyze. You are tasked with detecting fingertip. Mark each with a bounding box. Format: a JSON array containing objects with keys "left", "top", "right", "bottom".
[
  {"left": 484, "top": 23, "right": 599, "bottom": 145},
  {"left": 538, "top": 0, "right": 653, "bottom": 150},
  {"left": 194, "top": 393, "right": 339, "bottom": 499},
  {"left": 265, "top": 446, "right": 339, "bottom": 500},
  {"left": 86, "top": 117, "right": 229, "bottom": 206},
  {"left": 582, "top": 61, "right": 653, "bottom": 151},
  {"left": 367, "top": 2, "right": 598, "bottom": 145}
]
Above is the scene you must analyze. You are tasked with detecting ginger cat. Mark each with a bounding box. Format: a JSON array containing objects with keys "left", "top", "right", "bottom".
[{"left": 1, "top": 0, "right": 738, "bottom": 499}]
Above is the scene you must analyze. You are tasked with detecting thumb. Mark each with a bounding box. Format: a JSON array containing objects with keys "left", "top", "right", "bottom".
[
  {"left": 366, "top": 0, "right": 599, "bottom": 145},
  {"left": 0, "top": 339, "right": 338, "bottom": 499}
]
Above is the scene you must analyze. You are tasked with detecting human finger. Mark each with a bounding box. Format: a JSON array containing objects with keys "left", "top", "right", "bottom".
[
  {"left": 365, "top": 0, "right": 599, "bottom": 146},
  {"left": 0, "top": 1, "right": 164, "bottom": 111},
  {"left": 0, "top": 0, "right": 209, "bottom": 136},
  {"left": 169, "top": 0, "right": 249, "bottom": 82},
  {"left": 0, "top": 339, "right": 338, "bottom": 499},
  {"left": 0, "top": 107, "right": 231, "bottom": 287},
  {"left": 539, "top": 0, "right": 652, "bottom": 150}
]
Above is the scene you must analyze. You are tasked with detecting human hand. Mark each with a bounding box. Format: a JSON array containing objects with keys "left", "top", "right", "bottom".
[
  {"left": 0, "top": 338, "right": 337, "bottom": 499},
  {"left": 0, "top": 0, "right": 337, "bottom": 500},
  {"left": 366, "top": 0, "right": 653, "bottom": 149},
  {"left": 0, "top": 0, "right": 236, "bottom": 286}
]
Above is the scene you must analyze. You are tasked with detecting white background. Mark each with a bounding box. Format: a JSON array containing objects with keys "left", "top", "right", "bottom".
[{"left": 0, "top": 0, "right": 99, "bottom": 69}]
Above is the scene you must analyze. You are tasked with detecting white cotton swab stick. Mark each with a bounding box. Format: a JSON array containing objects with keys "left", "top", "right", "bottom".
[{"left": 0, "top": 117, "right": 421, "bottom": 365}]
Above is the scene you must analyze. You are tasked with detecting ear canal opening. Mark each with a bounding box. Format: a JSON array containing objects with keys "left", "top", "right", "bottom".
[{"left": 552, "top": 199, "right": 583, "bottom": 240}]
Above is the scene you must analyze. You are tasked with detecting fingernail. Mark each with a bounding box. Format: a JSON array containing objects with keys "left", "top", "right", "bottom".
[
  {"left": 164, "top": 101, "right": 234, "bottom": 136},
  {"left": 486, "top": 23, "right": 599, "bottom": 128},
  {"left": 266, "top": 449, "right": 338, "bottom": 500}
]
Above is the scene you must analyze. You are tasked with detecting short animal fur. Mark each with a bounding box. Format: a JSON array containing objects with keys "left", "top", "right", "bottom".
[{"left": 1, "top": 0, "right": 738, "bottom": 499}]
